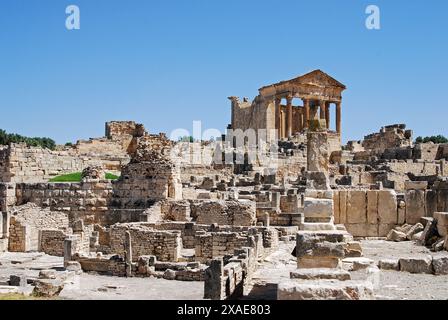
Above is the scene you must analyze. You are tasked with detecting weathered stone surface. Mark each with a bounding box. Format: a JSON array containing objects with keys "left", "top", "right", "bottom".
[
  {"left": 33, "top": 279, "right": 65, "bottom": 297},
  {"left": 346, "top": 191, "right": 367, "bottom": 224},
  {"left": 343, "top": 258, "right": 375, "bottom": 271},
  {"left": 163, "top": 269, "right": 177, "bottom": 280},
  {"left": 378, "top": 259, "right": 400, "bottom": 271},
  {"left": 399, "top": 256, "right": 433, "bottom": 274},
  {"left": 432, "top": 256, "right": 448, "bottom": 275},
  {"left": 277, "top": 280, "right": 375, "bottom": 300},
  {"left": 419, "top": 218, "right": 439, "bottom": 246},
  {"left": 290, "top": 269, "right": 351, "bottom": 281},
  {"left": 303, "top": 198, "right": 333, "bottom": 219},
  {"left": 378, "top": 190, "right": 397, "bottom": 224},
  {"left": 386, "top": 229, "right": 407, "bottom": 242},
  {"left": 404, "top": 181, "right": 428, "bottom": 190},
  {"left": 344, "top": 241, "right": 362, "bottom": 258},
  {"left": 406, "top": 223, "right": 424, "bottom": 240},
  {"left": 307, "top": 132, "right": 329, "bottom": 173},
  {"left": 405, "top": 190, "right": 426, "bottom": 225},
  {"left": 434, "top": 212, "right": 448, "bottom": 237}
]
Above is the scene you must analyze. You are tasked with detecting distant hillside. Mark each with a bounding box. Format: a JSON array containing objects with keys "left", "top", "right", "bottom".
[{"left": 0, "top": 129, "right": 56, "bottom": 150}]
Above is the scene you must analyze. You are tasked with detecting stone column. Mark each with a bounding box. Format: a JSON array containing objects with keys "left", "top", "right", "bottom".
[
  {"left": 275, "top": 98, "right": 281, "bottom": 139},
  {"left": 125, "top": 231, "right": 133, "bottom": 277},
  {"left": 303, "top": 99, "right": 310, "bottom": 129},
  {"left": 319, "top": 100, "right": 326, "bottom": 120},
  {"left": 204, "top": 258, "right": 224, "bottom": 300},
  {"left": 64, "top": 237, "right": 74, "bottom": 268},
  {"left": 325, "top": 103, "right": 330, "bottom": 130},
  {"left": 286, "top": 95, "right": 293, "bottom": 138},
  {"left": 336, "top": 102, "right": 341, "bottom": 134}
]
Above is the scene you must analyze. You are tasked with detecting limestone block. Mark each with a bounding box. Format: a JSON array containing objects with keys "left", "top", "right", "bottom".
[
  {"left": 399, "top": 256, "right": 433, "bottom": 274},
  {"left": 378, "top": 259, "right": 400, "bottom": 271},
  {"left": 277, "top": 279, "right": 375, "bottom": 300},
  {"left": 406, "top": 223, "right": 424, "bottom": 240},
  {"left": 432, "top": 256, "right": 448, "bottom": 275},
  {"left": 404, "top": 181, "right": 428, "bottom": 190},
  {"left": 336, "top": 192, "right": 346, "bottom": 224},
  {"left": 304, "top": 198, "right": 333, "bottom": 219},
  {"left": 333, "top": 192, "right": 340, "bottom": 224},
  {"left": 434, "top": 212, "right": 448, "bottom": 237},
  {"left": 346, "top": 191, "right": 367, "bottom": 224},
  {"left": 386, "top": 229, "right": 407, "bottom": 242},
  {"left": 405, "top": 190, "right": 426, "bottom": 225},
  {"left": 342, "top": 258, "right": 375, "bottom": 271},
  {"left": 344, "top": 241, "right": 362, "bottom": 258},
  {"left": 366, "top": 191, "right": 378, "bottom": 225},
  {"left": 290, "top": 268, "right": 351, "bottom": 281},
  {"left": 378, "top": 190, "right": 398, "bottom": 225}
]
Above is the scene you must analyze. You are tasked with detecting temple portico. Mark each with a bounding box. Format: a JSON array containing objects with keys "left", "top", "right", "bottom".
[{"left": 229, "top": 70, "right": 346, "bottom": 142}]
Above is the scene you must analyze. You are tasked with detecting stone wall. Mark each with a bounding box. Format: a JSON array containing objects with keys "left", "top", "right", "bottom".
[
  {"left": 0, "top": 143, "right": 129, "bottom": 183},
  {"left": 0, "top": 183, "right": 16, "bottom": 212},
  {"left": 334, "top": 189, "right": 399, "bottom": 237},
  {"left": 109, "top": 224, "right": 182, "bottom": 262},
  {"left": 362, "top": 124, "right": 412, "bottom": 155},
  {"left": 193, "top": 200, "right": 257, "bottom": 226},
  {"left": 8, "top": 204, "right": 70, "bottom": 252},
  {"left": 15, "top": 181, "right": 114, "bottom": 224},
  {"left": 39, "top": 229, "right": 68, "bottom": 256}
]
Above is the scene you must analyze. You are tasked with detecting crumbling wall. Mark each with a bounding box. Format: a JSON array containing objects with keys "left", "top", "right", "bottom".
[
  {"left": 8, "top": 204, "right": 69, "bottom": 252},
  {"left": 15, "top": 181, "right": 114, "bottom": 224},
  {"left": 0, "top": 143, "right": 128, "bottom": 183},
  {"left": 362, "top": 124, "right": 412, "bottom": 155},
  {"left": 193, "top": 200, "right": 257, "bottom": 226},
  {"left": 195, "top": 231, "right": 250, "bottom": 262},
  {"left": 109, "top": 224, "right": 182, "bottom": 262}
]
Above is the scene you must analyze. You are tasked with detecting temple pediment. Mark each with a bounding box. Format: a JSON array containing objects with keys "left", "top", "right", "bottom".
[{"left": 259, "top": 70, "right": 346, "bottom": 92}]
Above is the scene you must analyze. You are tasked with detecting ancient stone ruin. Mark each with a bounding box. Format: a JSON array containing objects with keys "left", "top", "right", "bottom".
[{"left": 1, "top": 70, "right": 448, "bottom": 300}]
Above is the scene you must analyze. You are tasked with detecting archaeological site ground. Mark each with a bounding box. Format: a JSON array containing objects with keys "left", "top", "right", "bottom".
[{"left": 1, "top": 70, "right": 448, "bottom": 303}]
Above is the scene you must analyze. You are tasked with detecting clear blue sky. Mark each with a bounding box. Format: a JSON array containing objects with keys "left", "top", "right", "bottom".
[{"left": 0, "top": 0, "right": 446, "bottom": 144}]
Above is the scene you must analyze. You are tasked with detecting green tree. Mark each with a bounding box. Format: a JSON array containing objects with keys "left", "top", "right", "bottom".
[
  {"left": 415, "top": 135, "right": 448, "bottom": 144},
  {"left": 0, "top": 129, "right": 56, "bottom": 150}
]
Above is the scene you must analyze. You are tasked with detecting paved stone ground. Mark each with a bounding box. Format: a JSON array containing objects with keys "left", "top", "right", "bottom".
[
  {"left": 0, "top": 252, "right": 203, "bottom": 300},
  {"left": 360, "top": 240, "right": 448, "bottom": 300},
  {"left": 245, "top": 240, "right": 448, "bottom": 300}
]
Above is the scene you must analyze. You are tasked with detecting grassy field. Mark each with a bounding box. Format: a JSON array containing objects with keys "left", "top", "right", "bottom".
[
  {"left": 0, "top": 293, "right": 57, "bottom": 300},
  {"left": 49, "top": 172, "right": 119, "bottom": 182}
]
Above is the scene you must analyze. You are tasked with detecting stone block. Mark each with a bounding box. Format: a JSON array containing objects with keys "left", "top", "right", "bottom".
[
  {"left": 406, "top": 223, "right": 424, "bottom": 240},
  {"left": 290, "top": 268, "right": 351, "bottom": 281},
  {"left": 386, "top": 229, "right": 407, "bottom": 242},
  {"left": 378, "top": 259, "right": 400, "bottom": 271},
  {"left": 399, "top": 256, "right": 433, "bottom": 274},
  {"left": 404, "top": 181, "right": 428, "bottom": 190},
  {"left": 405, "top": 190, "right": 426, "bottom": 225},
  {"left": 432, "top": 256, "right": 448, "bottom": 275},
  {"left": 339, "top": 191, "right": 347, "bottom": 224},
  {"left": 434, "top": 212, "right": 448, "bottom": 237},
  {"left": 342, "top": 258, "right": 375, "bottom": 271},
  {"left": 277, "top": 279, "right": 375, "bottom": 300},
  {"left": 346, "top": 191, "right": 367, "bottom": 224},
  {"left": 378, "top": 190, "right": 397, "bottom": 224},
  {"left": 366, "top": 191, "right": 378, "bottom": 225},
  {"left": 304, "top": 198, "right": 333, "bottom": 219}
]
